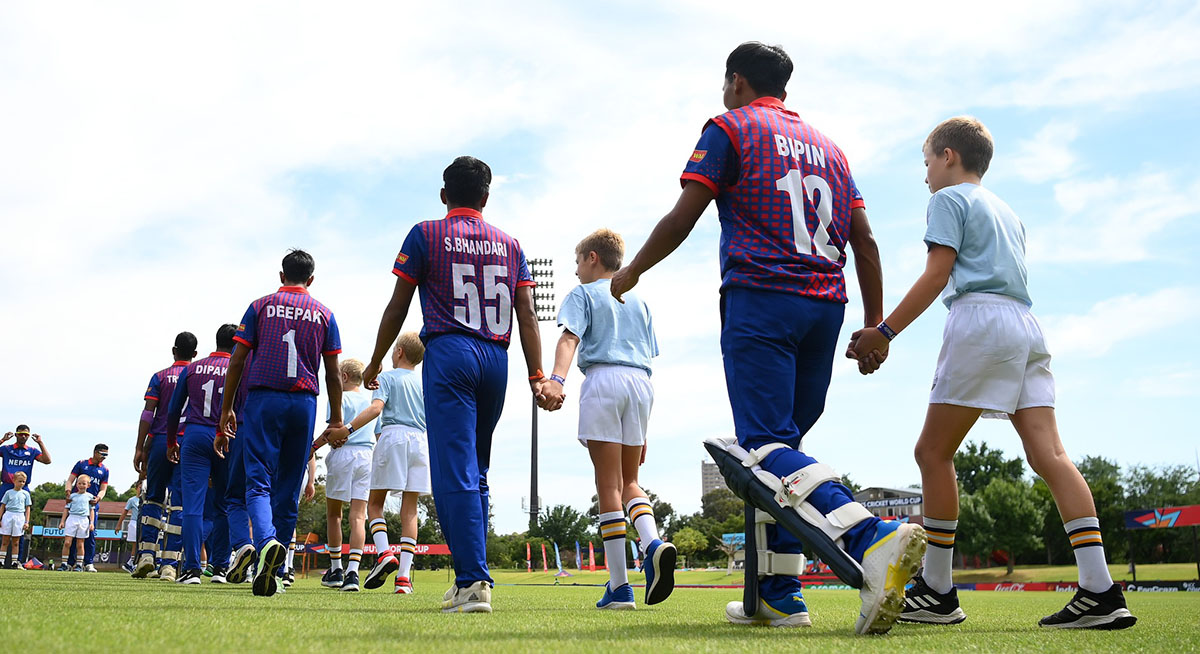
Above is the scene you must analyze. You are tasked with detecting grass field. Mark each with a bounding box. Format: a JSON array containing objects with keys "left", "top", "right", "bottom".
[{"left": 2, "top": 568, "right": 1197, "bottom": 653}]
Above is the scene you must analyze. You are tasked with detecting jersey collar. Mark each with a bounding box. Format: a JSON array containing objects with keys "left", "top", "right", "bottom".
[
  {"left": 208, "top": 351, "right": 232, "bottom": 358},
  {"left": 172, "top": 360, "right": 190, "bottom": 367},
  {"left": 749, "top": 96, "right": 795, "bottom": 115},
  {"left": 277, "top": 285, "right": 311, "bottom": 295},
  {"left": 445, "top": 207, "right": 483, "bottom": 220}
]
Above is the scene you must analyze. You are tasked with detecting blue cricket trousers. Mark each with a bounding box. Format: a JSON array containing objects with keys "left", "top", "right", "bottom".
[{"left": 241, "top": 389, "right": 316, "bottom": 552}]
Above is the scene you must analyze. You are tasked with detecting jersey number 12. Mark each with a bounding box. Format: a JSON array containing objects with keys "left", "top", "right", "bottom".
[{"left": 776, "top": 170, "right": 840, "bottom": 261}]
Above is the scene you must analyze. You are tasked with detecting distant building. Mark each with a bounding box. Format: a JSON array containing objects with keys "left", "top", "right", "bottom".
[
  {"left": 701, "top": 460, "right": 728, "bottom": 497},
  {"left": 41, "top": 499, "right": 128, "bottom": 531},
  {"left": 853, "top": 487, "right": 923, "bottom": 522}
]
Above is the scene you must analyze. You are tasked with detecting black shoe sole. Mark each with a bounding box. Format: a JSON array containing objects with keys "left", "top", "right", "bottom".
[
  {"left": 646, "top": 544, "right": 676, "bottom": 605},
  {"left": 252, "top": 542, "right": 287, "bottom": 597},
  {"left": 228, "top": 547, "right": 255, "bottom": 584},
  {"left": 364, "top": 558, "right": 399, "bottom": 590}
]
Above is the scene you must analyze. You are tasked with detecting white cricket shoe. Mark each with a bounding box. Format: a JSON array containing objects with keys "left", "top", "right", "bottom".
[{"left": 855, "top": 521, "right": 926, "bottom": 635}]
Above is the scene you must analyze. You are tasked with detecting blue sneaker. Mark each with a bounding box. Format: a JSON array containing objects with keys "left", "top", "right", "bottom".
[
  {"left": 596, "top": 582, "right": 636, "bottom": 610},
  {"left": 855, "top": 520, "right": 926, "bottom": 635},
  {"left": 642, "top": 539, "right": 677, "bottom": 605},
  {"left": 726, "top": 585, "right": 812, "bottom": 627}
]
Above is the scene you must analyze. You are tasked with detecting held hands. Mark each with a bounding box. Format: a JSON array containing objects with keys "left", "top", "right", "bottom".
[
  {"left": 167, "top": 444, "right": 180, "bottom": 464},
  {"left": 363, "top": 360, "right": 383, "bottom": 390},
  {"left": 317, "top": 424, "right": 350, "bottom": 449},
  {"left": 845, "top": 327, "right": 891, "bottom": 375},
  {"left": 532, "top": 378, "right": 565, "bottom": 412},
  {"left": 609, "top": 267, "right": 640, "bottom": 304}
]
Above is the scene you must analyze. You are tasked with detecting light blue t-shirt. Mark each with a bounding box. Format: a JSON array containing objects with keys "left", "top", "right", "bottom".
[
  {"left": 67, "top": 492, "right": 93, "bottom": 517},
  {"left": 372, "top": 368, "right": 425, "bottom": 431},
  {"left": 924, "top": 183, "right": 1031, "bottom": 309},
  {"left": 2, "top": 489, "right": 31, "bottom": 513},
  {"left": 327, "top": 388, "right": 378, "bottom": 448},
  {"left": 557, "top": 278, "right": 658, "bottom": 374},
  {"left": 125, "top": 496, "right": 140, "bottom": 525}
]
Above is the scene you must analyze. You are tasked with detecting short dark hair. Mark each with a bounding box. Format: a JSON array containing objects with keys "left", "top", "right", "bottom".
[
  {"left": 443, "top": 156, "right": 492, "bottom": 207},
  {"left": 216, "top": 323, "right": 238, "bottom": 350},
  {"left": 282, "top": 249, "right": 315, "bottom": 283},
  {"left": 15, "top": 424, "right": 29, "bottom": 432},
  {"left": 925, "top": 116, "right": 994, "bottom": 176},
  {"left": 174, "top": 332, "right": 198, "bottom": 358},
  {"left": 94, "top": 443, "right": 108, "bottom": 453},
  {"left": 725, "top": 42, "right": 792, "bottom": 98}
]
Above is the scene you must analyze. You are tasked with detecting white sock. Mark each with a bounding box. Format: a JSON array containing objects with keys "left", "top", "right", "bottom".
[
  {"left": 1065, "top": 517, "right": 1113, "bottom": 592},
  {"left": 200, "top": 559, "right": 207, "bottom": 569},
  {"left": 921, "top": 517, "right": 957, "bottom": 594},
  {"left": 347, "top": 548, "right": 363, "bottom": 574},
  {"left": 625, "top": 497, "right": 660, "bottom": 554},
  {"left": 398, "top": 537, "right": 416, "bottom": 578},
  {"left": 370, "top": 518, "right": 391, "bottom": 556},
  {"left": 285, "top": 540, "right": 296, "bottom": 569},
  {"left": 329, "top": 552, "right": 343, "bottom": 571},
  {"left": 599, "top": 511, "right": 628, "bottom": 588}
]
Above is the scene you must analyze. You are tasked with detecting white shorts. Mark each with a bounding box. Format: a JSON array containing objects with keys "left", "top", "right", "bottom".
[
  {"left": 124, "top": 520, "right": 137, "bottom": 542},
  {"left": 370, "top": 425, "right": 431, "bottom": 495},
  {"left": 63, "top": 514, "right": 91, "bottom": 539},
  {"left": 931, "top": 293, "right": 1055, "bottom": 417},
  {"left": 1, "top": 512, "right": 25, "bottom": 537},
  {"left": 578, "top": 364, "right": 654, "bottom": 447},
  {"left": 326, "top": 446, "right": 373, "bottom": 503}
]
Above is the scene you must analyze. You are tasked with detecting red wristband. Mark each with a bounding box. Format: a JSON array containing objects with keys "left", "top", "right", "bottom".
[{"left": 528, "top": 370, "right": 545, "bottom": 381}]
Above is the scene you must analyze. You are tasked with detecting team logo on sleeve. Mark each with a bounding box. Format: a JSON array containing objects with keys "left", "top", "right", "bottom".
[
  {"left": 395, "top": 252, "right": 409, "bottom": 265},
  {"left": 238, "top": 323, "right": 245, "bottom": 331},
  {"left": 690, "top": 149, "right": 707, "bottom": 163}
]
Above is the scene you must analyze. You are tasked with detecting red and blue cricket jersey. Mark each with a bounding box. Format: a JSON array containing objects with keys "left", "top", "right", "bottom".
[
  {"left": 70, "top": 458, "right": 109, "bottom": 495},
  {"left": 234, "top": 286, "right": 341, "bottom": 395},
  {"left": 681, "top": 97, "right": 866, "bottom": 302},
  {"left": 145, "top": 361, "right": 190, "bottom": 436},
  {"left": 166, "top": 352, "right": 232, "bottom": 441},
  {"left": 393, "top": 208, "right": 535, "bottom": 346},
  {"left": 233, "top": 349, "right": 253, "bottom": 422},
  {"left": 0, "top": 444, "right": 41, "bottom": 490}
]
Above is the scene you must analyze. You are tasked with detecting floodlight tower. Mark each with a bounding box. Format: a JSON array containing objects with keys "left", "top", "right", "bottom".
[{"left": 528, "top": 258, "right": 556, "bottom": 531}]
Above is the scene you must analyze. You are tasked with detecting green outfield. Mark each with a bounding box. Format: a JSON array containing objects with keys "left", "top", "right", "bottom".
[{"left": 2, "top": 568, "right": 1197, "bottom": 653}]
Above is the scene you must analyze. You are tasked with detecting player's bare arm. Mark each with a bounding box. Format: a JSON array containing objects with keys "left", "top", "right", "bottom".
[
  {"left": 848, "top": 207, "right": 884, "bottom": 327},
  {"left": 543, "top": 329, "right": 580, "bottom": 412},
  {"left": 848, "top": 244, "right": 957, "bottom": 370},
  {"left": 365, "top": 277, "right": 417, "bottom": 389},
  {"left": 215, "top": 343, "right": 251, "bottom": 456},
  {"left": 514, "top": 285, "right": 554, "bottom": 408},
  {"left": 611, "top": 181, "right": 714, "bottom": 302},
  {"left": 135, "top": 399, "right": 156, "bottom": 473},
  {"left": 323, "top": 352, "right": 344, "bottom": 429},
  {"left": 32, "top": 433, "right": 50, "bottom": 463}
]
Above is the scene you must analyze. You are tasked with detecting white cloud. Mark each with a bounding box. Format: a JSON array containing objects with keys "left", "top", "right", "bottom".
[
  {"left": 1040, "top": 287, "right": 1200, "bottom": 358},
  {"left": 1004, "top": 122, "right": 1079, "bottom": 182}
]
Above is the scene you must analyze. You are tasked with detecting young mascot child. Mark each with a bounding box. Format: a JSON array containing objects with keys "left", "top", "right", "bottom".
[
  {"left": 0, "top": 472, "right": 32, "bottom": 567},
  {"left": 848, "top": 116, "right": 1136, "bottom": 630},
  {"left": 545, "top": 229, "right": 675, "bottom": 609},
  {"left": 323, "top": 333, "right": 427, "bottom": 594},
  {"left": 59, "top": 475, "right": 94, "bottom": 571},
  {"left": 313, "top": 358, "right": 380, "bottom": 591},
  {"left": 116, "top": 482, "right": 142, "bottom": 571}
]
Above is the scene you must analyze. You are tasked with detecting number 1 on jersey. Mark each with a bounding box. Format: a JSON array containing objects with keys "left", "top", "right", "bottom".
[
  {"left": 776, "top": 170, "right": 840, "bottom": 261},
  {"left": 200, "top": 379, "right": 224, "bottom": 418},
  {"left": 282, "top": 329, "right": 298, "bottom": 378}
]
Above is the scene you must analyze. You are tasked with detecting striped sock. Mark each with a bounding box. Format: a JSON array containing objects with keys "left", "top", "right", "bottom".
[
  {"left": 599, "top": 511, "right": 628, "bottom": 588},
  {"left": 370, "top": 518, "right": 391, "bottom": 557},
  {"left": 625, "top": 497, "right": 660, "bottom": 555},
  {"left": 286, "top": 539, "right": 296, "bottom": 569},
  {"left": 347, "top": 548, "right": 363, "bottom": 574},
  {"left": 398, "top": 537, "right": 416, "bottom": 578},
  {"left": 922, "top": 517, "right": 957, "bottom": 594},
  {"left": 1065, "top": 516, "right": 1113, "bottom": 592},
  {"left": 329, "top": 550, "right": 343, "bottom": 571}
]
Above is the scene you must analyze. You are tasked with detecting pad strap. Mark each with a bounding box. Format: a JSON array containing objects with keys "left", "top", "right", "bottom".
[
  {"left": 777, "top": 463, "right": 841, "bottom": 508},
  {"left": 758, "top": 551, "right": 807, "bottom": 577},
  {"left": 159, "top": 550, "right": 181, "bottom": 561},
  {"left": 163, "top": 523, "right": 182, "bottom": 536},
  {"left": 742, "top": 442, "right": 790, "bottom": 467}
]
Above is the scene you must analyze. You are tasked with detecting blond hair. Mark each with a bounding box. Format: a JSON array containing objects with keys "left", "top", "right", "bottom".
[
  {"left": 75, "top": 474, "right": 91, "bottom": 488},
  {"left": 925, "top": 116, "right": 994, "bottom": 176},
  {"left": 12, "top": 471, "right": 26, "bottom": 483},
  {"left": 340, "top": 358, "right": 365, "bottom": 385},
  {"left": 395, "top": 332, "right": 425, "bottom": 365},
  {"left": 575, "top": 228, "right": 624, "bottom": 271}
]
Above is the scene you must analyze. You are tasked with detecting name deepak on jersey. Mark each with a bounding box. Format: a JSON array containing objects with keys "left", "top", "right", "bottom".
[{"left": 264, "top": 304, "right": 325, "bottom": 324}]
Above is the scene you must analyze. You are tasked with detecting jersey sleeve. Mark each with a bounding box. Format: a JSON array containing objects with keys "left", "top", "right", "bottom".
[
  {"left": 924, "top": 190, "right": 967, "bottom": 252},
  {"left": 515, "top": 249, "right": 535, "bottom": 288},
  {"left": 372, "top": 376, "right": 391, "bottom": 404},
  {"left": 848, "top": 172, "right": 866, "bottom": 211},
  {"left": 144, "top": 373, "right": 162, "bottom": 402},
  {"left": 234, "top": 303, "right": 259, "bottom": 349},
  {"left": 644, "top": 300, "right": 660, "bottom": 358},
  {"left": 681, "top": 123, "right": 739, "bottom": 197},
  {"left": 323, "top": 314, "right": 342, "bottom": 355},
  {"left": 556, "top": 286, "right": 590, "bottom": 338},
  {"left": 393, "top": 225, "right": 428, "bottom": 285},
  {"left": 71, "top": 460, "right": 85, "bottom": 476},
  {"left": 165, "top": 367, "right": 190, "bottom": 438}
]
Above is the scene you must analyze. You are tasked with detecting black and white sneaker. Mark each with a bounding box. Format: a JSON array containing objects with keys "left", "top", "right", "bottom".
[
  {"left": 1039, "top": 584, "right": 1137, "bottom": 630},
  {"left": 228, "top": 544, "right": 255, "bottom": 584},
  {"left": 282, "top": 568, "right": 295, "bottom": 588},
  {"left": 211, "top": 567, "right": 228, "bottom": 584},
  {"left": 341, "top": 570, "right": 360, "bottom": 592},
  {"left": 322, "top": 567, "right": 344, "bottom": 589},
  {"left": 899, "top": 575, "right": 966, "bottom": 624},
  {"left": 177, "top": 568, "right": 204, "bottom": 585}
]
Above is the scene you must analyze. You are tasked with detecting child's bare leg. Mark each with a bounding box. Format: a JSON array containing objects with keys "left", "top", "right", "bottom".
[
  {"left": 75, "top": 537, "right": 85, "bottom": 563},
  {"left": 326, "top": 498, "right": 344, "bottom": 570},
  {"left": 589, "top": 441, "right": 629, "bottom": 588},
  {"left": 620, "top": 445, "right": 660, "bottom": 549},
  {"left": 348, "top": 499, "right": 368, "bottom": 556},
  {"left": 61, "top": 537, "right": 71, "bottom": 561},
  {"left": 913, "top": 403, "right": 981, "bottom": 593},
  {"left": 1011, "top": 407, "right": 1112, "bottom": 592}
]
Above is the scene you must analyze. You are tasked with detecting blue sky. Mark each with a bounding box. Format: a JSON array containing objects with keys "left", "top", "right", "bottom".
[{"left": 1, "top": 1, "right": 1198, "bottom": 533}]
